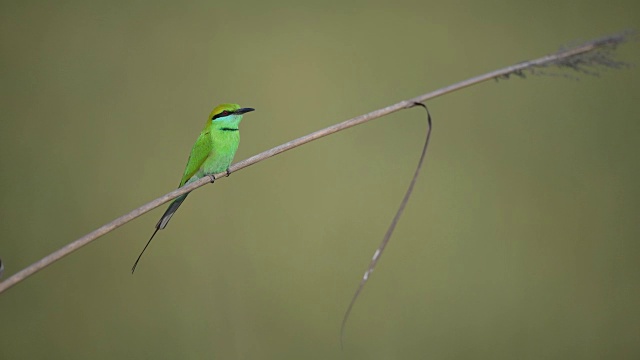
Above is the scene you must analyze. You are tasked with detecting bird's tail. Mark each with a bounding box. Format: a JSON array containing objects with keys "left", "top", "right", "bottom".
[
  {"left": 156, "top": 193, "right": 189, "bottom": 230},
  {"left": 131, "top": 193, "right": 189, "bottom": 273}
]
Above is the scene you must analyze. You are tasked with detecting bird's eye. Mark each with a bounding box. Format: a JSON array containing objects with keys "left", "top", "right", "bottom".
[{"left": 212, "top": 110, "right": 232, "bottom": 120}]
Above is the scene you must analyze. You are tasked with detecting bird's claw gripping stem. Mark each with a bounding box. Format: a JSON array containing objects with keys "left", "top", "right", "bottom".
[{"left": 208, "top": 168, "right": 230, "bottom": 184}]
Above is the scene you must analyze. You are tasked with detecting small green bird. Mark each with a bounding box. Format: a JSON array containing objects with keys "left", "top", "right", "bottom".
[{"left": 132, "top": 103, "right": 255, "bottom": 273}]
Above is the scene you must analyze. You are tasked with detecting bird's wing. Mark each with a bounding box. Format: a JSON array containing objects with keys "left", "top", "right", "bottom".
[{"left": 179, "top": 130, "right": 214, "bottom": 186}]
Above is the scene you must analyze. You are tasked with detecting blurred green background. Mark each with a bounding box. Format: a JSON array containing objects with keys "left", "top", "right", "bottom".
[{"left": 1, "top": 1, "right": 639, "bottom": 359}]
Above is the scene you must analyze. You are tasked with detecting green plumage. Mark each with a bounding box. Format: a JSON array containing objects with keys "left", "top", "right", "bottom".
[{"left": 132, "top": 103, "right": 254, "bottom": 273}]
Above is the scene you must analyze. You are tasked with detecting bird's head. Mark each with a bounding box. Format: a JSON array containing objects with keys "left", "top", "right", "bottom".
[{"left": 209, "top": 103, "right": 254, "bottom": 128}]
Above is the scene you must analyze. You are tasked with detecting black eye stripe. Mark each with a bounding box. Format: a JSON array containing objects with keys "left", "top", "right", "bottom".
[{"left": 212, "top": 110, "right": 233, "bottom": 120}]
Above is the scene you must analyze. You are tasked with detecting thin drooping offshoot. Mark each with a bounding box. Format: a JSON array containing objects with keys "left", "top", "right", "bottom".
[{"left": 340, "top": 102, "right": 433, "bottom": 346}]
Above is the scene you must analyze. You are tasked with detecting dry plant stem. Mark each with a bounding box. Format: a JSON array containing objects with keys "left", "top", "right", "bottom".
[
  {"left": 340, "top": 103, "right": 432, "bottom": 347},
  {"left": 0, "top": 32, "right": 629, "bottom": 294}
]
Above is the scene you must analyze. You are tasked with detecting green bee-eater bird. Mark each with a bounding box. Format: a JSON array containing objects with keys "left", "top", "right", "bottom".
[{"left": 131, "top": 103, "right": 255, "bottom": 273}]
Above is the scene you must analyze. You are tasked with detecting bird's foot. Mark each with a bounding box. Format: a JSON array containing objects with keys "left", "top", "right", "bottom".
[
  {"left": 208, "top": 174, "right": 216, "bottom": 183},
  {"left": 225, "top": 168, "right": 231, "bottom": 177}
]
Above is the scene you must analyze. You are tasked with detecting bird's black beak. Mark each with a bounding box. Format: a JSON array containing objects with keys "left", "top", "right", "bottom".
[{"left": 235, "top": 107, "right": 255, "bottom": 115}]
